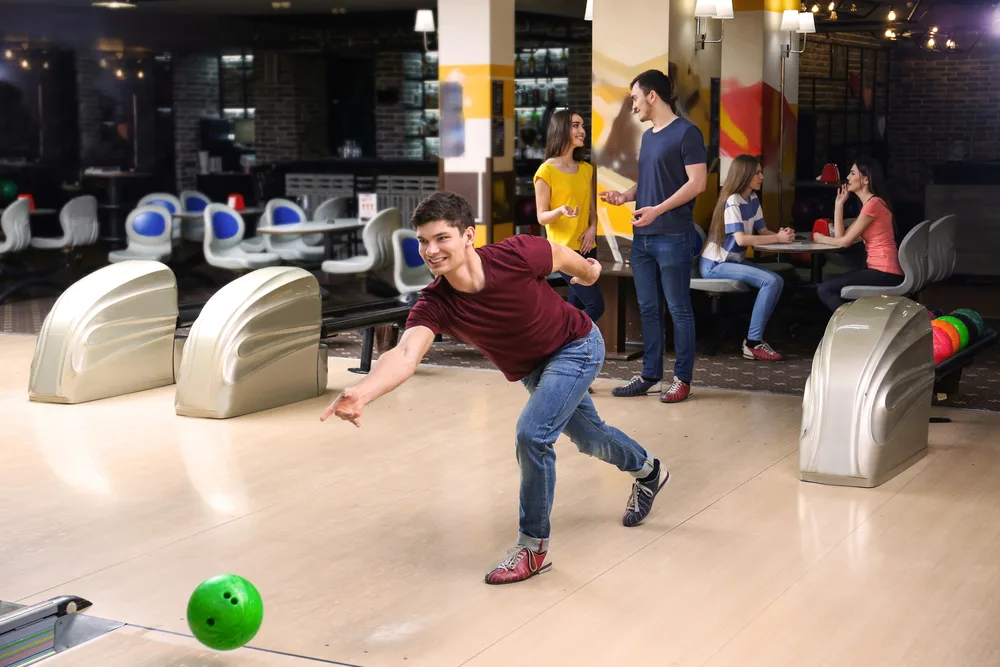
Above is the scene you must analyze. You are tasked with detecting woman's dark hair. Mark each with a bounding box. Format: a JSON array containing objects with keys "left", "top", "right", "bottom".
[{"left": 544, "top": 109, "right": 585, "bottom": 161}]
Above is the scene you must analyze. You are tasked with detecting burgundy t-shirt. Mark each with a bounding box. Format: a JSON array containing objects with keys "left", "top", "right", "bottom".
[{"left": 405, "top": 234, "right": 593, "bottom": 381}]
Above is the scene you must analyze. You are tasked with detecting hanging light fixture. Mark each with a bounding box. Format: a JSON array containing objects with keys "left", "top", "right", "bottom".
[
  {"left": 887, "top": 7, "right": 896, "bottom": 21},
  {"left": 92, "top": 0, "right": 136, "bottom": 7},
  {"left": 414, "top": 9, "right": 435, "bottom": 51}
]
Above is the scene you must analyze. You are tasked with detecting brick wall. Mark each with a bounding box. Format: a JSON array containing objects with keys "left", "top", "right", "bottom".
[
  {"left": 376, "top": 52, "right": 407, "bottom": 159},
  {"left": 889, "top": 55, "right": 1000, "bottom": 202},
  {"left": 172, "top": 55, "right": 220, "bottom": 190},
  {"left": 797, "top": 33, "right": 889, "bottom": 180},
  {"left": 567, "top": 42, "right": 593, "bottom": 155},
  {"left": 253, "top": 53, "right": 329, "bottom": 164}
]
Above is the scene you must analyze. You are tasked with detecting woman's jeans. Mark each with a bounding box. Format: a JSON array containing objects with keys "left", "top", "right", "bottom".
[
  {"left": 516, "top": 324, "right": 653, "bottom": 551},
  {"left": 817, "top": 268, "right": 905, "bottom": 311},
  {"left": 558, "top": 248, "right": 605, "bottom": 322},
  {"left": 630, "top": 231, "right": 696, "bottom": 384},
  {"left": 699, "top": 258, "right": 785, "bottom": 341}
]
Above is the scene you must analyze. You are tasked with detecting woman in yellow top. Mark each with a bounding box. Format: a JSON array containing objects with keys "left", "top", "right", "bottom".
[{"left": 533, "top": 109, "right": 604, "bottom": 323}]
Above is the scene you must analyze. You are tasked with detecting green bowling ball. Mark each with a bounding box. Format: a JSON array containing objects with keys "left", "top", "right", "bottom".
[
  {"left": 950, "top": 312, "right": 980, "bottom": 346},
  {"left": 0, "top": 180, "right": 17, "bottom": 199},
  {"left": 937, "top": 315, "right": 969, "bottom": 350},
  {"left": 952, "top": 309, "right": 985, "bottom": 337},
  {"left": 186, "top": 574, "right": 263, "bottom": 651}
]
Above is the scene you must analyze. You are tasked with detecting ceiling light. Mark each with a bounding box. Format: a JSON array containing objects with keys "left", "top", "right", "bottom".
[
  {"left": 115, "top": 68, "right": 125, "bottom": 79},
  {"left": 827, "top": 2, "right": 835, "bottom": 10},
  {"left": 137, "top": 70, "right": 144, "bottom": 78},
  {"left": 930, "top": 26, "right": 938, "bottom": 33},
  {"left": 830, "top": 10, "right": 838, "bottom": 19},
  {"left": 270, "top": 1, "right": 290, "bottom": 8},
  {"left": 946, "top": 38, "right": 955, "bottom": 49},
  {"left": 884, "top": 28, "right": 896, "bottom": 38},
  {"left": 92, "top": 0, "right": 136, "bottom": 7},
  {"left": 20, "top": 59, "right": 30, "bottom": 70},
  {"left": 927, "top": 36, "right": 935, "bottom": 47},
  {"left": 43, "top": 61, "right": 49, "bottom": 69},
  {"left": 3, "top": 49, "right": 13, "bottom": 60},
  {"left": 887, "top": 7, "right": 896, "bottom": 20},
  {"left": 811, "top": 3, "right": 819, "bottom": 12}
]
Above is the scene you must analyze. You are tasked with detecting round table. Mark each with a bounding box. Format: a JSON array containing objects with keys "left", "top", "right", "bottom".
[{"left": 756, "top": 239, "right": 844, "bottom": 284}]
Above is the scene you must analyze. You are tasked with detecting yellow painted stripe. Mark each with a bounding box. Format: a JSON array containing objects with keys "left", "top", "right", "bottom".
[
  {"left": 733, "top": 0, "right": 798, "bottom": 11},
  {"left": 439, "top": 64, "right": 515, "bottom": 79},
  {"left": 439, "top": 64, "right": 515, "bottom": 120},
  {"left": 719, "top": 106, "right": 749, "bottom": 151}
]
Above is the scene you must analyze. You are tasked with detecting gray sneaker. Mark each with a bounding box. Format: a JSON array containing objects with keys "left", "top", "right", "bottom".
[
  {"left": 612, "top": 376, "right": 660, "bottom": 397},
  {"left": 623, "top": 459, "right": 670, "bottom": 527}
]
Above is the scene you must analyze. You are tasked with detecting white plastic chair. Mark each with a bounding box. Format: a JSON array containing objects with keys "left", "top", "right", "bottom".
[
  {"left": 139, "top": 193, "right": 183, "bottom": 241},
  {"left": 927, "top": 214, "right": 958, "bottom": 284},
  {"left": 840, "top": 219, "right": 930, "bottom": 300},
  {"left": 30, "top": 195, "right": 99, "bottom": 250},
  {"left": 0, "top": 198, "right": 32, "bottom": 256},
  {"left": 179, "top": 190, "right": 211, "bottom": 242},
  {"left": 321, "top": 208, "right": 400, "bottom": 276},
  {"left": 260, "top": 198, "right": 324, "bottom": 262},
  {"left": 310, "top": 196, "right": 352, "bottom": 247},
  {"left": 108, "top": 205, "right": 173, "bottom": 263},
  {"left": 202, "top": 204, "right": 281, "bottom": 271},
  {"left": 391, "top": 228, "right": 433, "bottom": 295}
]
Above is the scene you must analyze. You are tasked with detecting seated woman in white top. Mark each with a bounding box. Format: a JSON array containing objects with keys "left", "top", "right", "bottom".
[{"left": 700, "top": 154, "right": 794, "bottom": 361}]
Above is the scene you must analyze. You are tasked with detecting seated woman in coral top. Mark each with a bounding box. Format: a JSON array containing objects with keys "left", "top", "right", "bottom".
[{"left": 813, "top": 157, "right": 903, "bottom": 311}]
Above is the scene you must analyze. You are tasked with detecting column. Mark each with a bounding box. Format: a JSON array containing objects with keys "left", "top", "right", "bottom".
[
  {"left": 719, "top": 0, "right": 799, "bottom": 227},
  {"left": 437, "top": 0, "right": 516, "bottom": 247}
]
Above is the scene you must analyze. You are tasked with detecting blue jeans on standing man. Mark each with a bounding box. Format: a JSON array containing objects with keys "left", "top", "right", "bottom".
[
  {"left": 629, "top": 230, "right": 696, "bottom": 384},
  {"left": 515, "top": 324, "right": 654, "bottom": 551},
  {"left": 699, "top": 258, "right": 784, "bottom": 341}
]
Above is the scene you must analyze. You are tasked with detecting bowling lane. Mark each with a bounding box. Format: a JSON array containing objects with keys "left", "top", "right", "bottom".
[
  {"left": 43, "top": 626, "right": 336, "bottom": 666},
  {"left": 0, "top": 334, "right": 500, "bottom": 602}
]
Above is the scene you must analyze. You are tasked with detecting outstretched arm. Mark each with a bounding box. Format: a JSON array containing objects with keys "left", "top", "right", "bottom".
[
  {"left": 550, "top": 239, "right": 601, "bottom": 286},
  {"left": 320, "top": 325, "right": 436, "bottom": 427}
]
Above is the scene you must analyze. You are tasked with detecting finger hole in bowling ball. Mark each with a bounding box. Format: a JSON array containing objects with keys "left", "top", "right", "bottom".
[
  {"left": 224, "top": 592, "right": 231, "bottom": 599},
  {"left": 207, "top": 618, "right": 215, "bottom": 626},
  {"left": 231, "top": 598, "right": 239, "bottom": 605}
]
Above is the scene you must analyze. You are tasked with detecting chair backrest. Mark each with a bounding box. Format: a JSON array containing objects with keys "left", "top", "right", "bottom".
[
  {"left": 313, "top": 196, "right": 352, "bottom": 222},
  {"left": 392, "top": 228, "right": 433, "bottom": 294},
  {"left": 897, "top": 219, "right": 931, "bottom": 294},
  {"left": 0, "top": 198, "right": 31, "bottom": 255},
  {"left": 927, "top": 214, "right": 958, "bottom": 284},
  {"left": 361, "top": 208, "right": 402, "bottom": 272},
  {"left": 180, "top": 190, "right": 211, "bottom": 213},
  {"left": 203, "top": 204, "right": 247, "bottom": 259},
  {"left": 138, "top": 193, "right": 181, "bottom": 215},
  {"left": 265, "top": 198, "right": 307, "bottom": 226},
  {"left": 60, "top": 195, "right": 99, "bottom": 247},
  {"left": 125, "top": 205, "right": 173, "bottom": 250}
]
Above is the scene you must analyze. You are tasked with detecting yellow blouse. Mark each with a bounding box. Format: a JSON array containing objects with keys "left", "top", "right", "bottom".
[{"left": 533, "top": 161, "right": 593, "bottom": 251}]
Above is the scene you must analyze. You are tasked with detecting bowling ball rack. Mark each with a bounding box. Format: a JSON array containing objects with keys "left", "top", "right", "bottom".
[{"left": 930, "top": 327, "right": 998, "bottom": 422}]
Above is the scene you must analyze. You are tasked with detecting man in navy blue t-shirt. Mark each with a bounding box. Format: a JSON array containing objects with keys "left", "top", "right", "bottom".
[{"left": 599, "top": 69, "right": 707, "bottom": 403}]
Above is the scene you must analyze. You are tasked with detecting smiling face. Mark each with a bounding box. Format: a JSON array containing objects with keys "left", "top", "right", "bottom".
[
  {"left": 416, "top": 219, "right": 476, "bottom": 276},
  {"left": 569, "top": 114, "right": 586, "bottom": 148},
  {"left": 630, "top": 82, "right": 653, "bottom": 122}
]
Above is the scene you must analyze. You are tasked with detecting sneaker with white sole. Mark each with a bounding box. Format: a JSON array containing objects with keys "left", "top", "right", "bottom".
[
  {"left": 742, "top": 339, "right": 783, "bottom": 361},
  {"left": 612, "top": 376, "right": 660, "bottom": 398},
  {"left": 623, "top": 459, "right": 670, "bottom": 527}
]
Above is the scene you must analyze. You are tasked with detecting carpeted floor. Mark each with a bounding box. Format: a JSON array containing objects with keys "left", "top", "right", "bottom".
[{"left": 3, "top": 294, "right": 997, "bottom": 412}]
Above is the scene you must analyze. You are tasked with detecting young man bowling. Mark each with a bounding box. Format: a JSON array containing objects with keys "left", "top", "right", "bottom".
[{"left": 321, "top": 191, "right": 669, "bottom": 585}]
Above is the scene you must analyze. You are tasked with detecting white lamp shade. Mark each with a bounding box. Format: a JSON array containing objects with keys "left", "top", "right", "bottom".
[
  {"left": 715, "top": 0, "right": 734, "bottom": 18},
  {"left": 780, "top": 9, "right": 800, "bottom": 31},
  {"left": 798, "top": 11, "right": 816, "bottom": 33},
  {"left": 694, "top": 0, "right": 717, "bottom": 17},
  {"left": 414, "top": 9, "right": 435, "bottom": 33},
  {"left": 585, "top": 0, "right": 593, "bottom": 20}
]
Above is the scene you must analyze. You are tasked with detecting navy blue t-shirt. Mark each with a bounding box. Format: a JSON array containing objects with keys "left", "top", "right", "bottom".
[{"left": 635, "top": 119, "right": 707, "bottom": 235}]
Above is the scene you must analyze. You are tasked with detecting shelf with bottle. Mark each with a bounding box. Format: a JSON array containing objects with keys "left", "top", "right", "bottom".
[
  {"left": 515, "top": 47, "right": 569, "bottom": 79},
  {"left": 514, "top": 79, "right": 568, "bottom": 109},
  {"left": 403, "top": 109, "right": 440, "bottom": 139},
  {"left": 403, "top": 51, "right": 439, "bottom": 82}
]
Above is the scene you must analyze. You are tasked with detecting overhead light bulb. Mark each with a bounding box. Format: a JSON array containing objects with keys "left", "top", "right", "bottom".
[
  {"left": 828, "top": 2, "right": 835, "bottom": 10},
  {"left": 927, "top": 36, "right": 935, "bottom": 47},
  {"left": 811, "top": 3, "right": 819, "bottom": 12},
  {"left": 887, "top": 8, "right": 896, "bottom": 20}
]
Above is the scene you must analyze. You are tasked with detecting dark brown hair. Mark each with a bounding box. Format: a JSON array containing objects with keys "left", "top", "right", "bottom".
[
  {"left": 706, "top": 154, "right": 761, "bottom": 249},
  {"left": 545, "top": 109, "right": 584, "bottom": 161},
  {"left": 630, "top": 69, "right": 673, "bottom": 106},
  {"left": 411, "top": 191, "right": 474, "bottom": 233}
]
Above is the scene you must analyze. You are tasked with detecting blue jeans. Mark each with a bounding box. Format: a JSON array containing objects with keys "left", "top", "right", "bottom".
[
  {"left": 559, "top": 248, "right": 605, "bottom": 322},
  {"left": 516, "top": 324, "right": 654, "bottom": 551},
  {"left": 699, "top": 258, "right": 784, "bottom": 341},
  {"left": 630, "top": 231, "right": 696, "bottom": 384}
]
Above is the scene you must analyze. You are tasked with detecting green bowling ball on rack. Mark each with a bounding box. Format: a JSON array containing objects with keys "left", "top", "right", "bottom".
[
  {"left": 951, "top": 309, "right": 985, "bottom": 337},
  {"left": 936, "top": 315, "right": 969, "bottom": 350}
]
